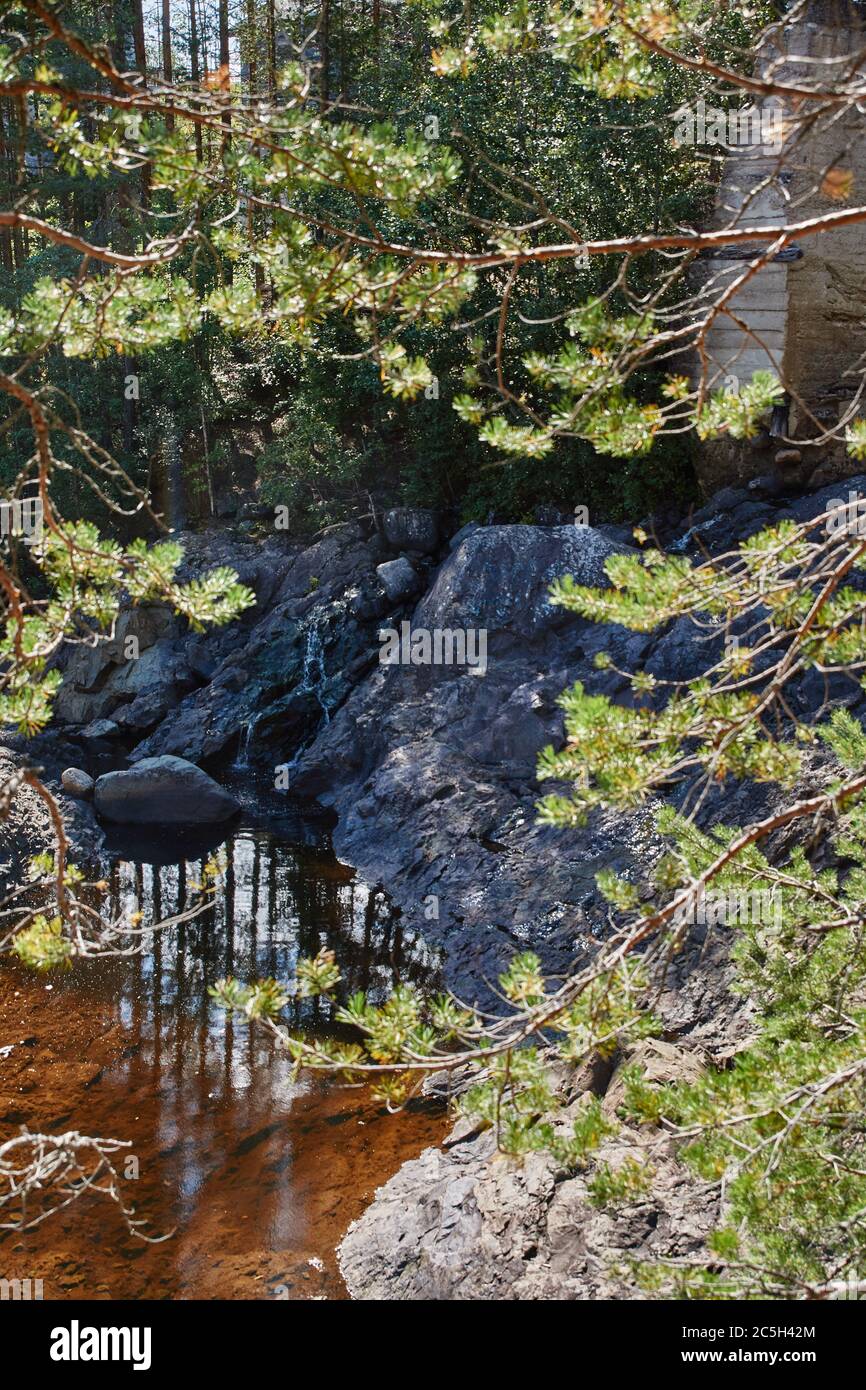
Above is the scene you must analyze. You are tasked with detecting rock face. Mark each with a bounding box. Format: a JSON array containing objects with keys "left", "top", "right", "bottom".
[
  {"left": 126, "top": 524, "right": 400, "bottom": 767},
  {"left": 336, "top": 931, "right": 765, "bottom": 1301},
  {"left": 0, "top": 748, "right": 56, "bottom": 895},
  {"left": 52, "top": 604, "right": 193, "bottom": 730},
  {"left": 293, "top": 490, "right": 852, "bottom": 1299},
  {"left": 340, "top": 1108, "right": 718, "bottom": 1301},
  {"left": 93, "top": 756, "right": 239, "bottom": 824},
  {"left": 289, "top": 523, "right": 656, "bottom": 995},
  {"left": 0, "top": 744, "right": 104, "bottom": 894}
]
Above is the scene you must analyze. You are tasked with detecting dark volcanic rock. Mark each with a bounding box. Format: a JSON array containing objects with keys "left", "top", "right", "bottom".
[
  {"left": 94, "top": 756, "right": 239, "bottom": 824},
  {"left": 282, "top": 500, "right": 853, "bottom": 1301},
  {"left": 0, "top": 743, "right": 105, "bottom": 889}
]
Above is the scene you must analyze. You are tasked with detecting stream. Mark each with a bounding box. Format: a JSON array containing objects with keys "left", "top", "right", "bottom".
[{"left": 0, "top": 809, "right": 445, "bottom": 1300}]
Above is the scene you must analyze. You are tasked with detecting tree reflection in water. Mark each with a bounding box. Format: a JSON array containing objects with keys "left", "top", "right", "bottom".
[{"left": 2, "top": 825, "right": 444, "bottom": 1299}]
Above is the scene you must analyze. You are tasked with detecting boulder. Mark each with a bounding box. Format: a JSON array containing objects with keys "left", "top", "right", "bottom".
[
  {"left": 747, "top": 473, "right": 786, "bottom": 499},
  {"left": 60, "top": 767, "right": 94, "bottom": 799},
  {"left": 52, "top": 605, "right": 178, "bottom": 725},
  {"left": 382, "top": 508, "right": 439, "bottom": 554},
  {"left": 94, "top": 756, "right": 239, "bottom": 825},
  {"left": 376, "top": 557, "right": 420, "bottom": 602},
  {"left": 416, "top": 524, "right": 628, "bottom": 641},
  {"left": 449, "top": 522, "right": 480, "bottom": 551}
]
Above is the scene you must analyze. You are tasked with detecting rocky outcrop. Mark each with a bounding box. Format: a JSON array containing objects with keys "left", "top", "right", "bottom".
[
  {"left": 93, "top": 756, "right": 239, "bottom": 824},
  {"left": 337, "top": 923, "right": 757, "bottom": 1300},
  {"left": 340, "top": 1103, "right": 717, "bottom": 1301},
  {"left": 299, "top": 486, "right": 852, "bottom": 1299},
  {"left": 289, "top": 522, "right": 650, "bottom": 995},
  {"left": 127, "top": 524, "right": 414, "bottom": 767},
  {"left": 382, "top": 507, "right": 440, "bottom": 554},
  {"left": 337, "top": 782, "right": 824, "bottom": 1292},
  {"left": 287, "top": 505, "right": 843, "bottom": 998},
  {"left": 49, "top": 531, "right": 301, "bottom": 740},
  {"left": 32, "top": 472, "right": 866, "bottom": 1299}
]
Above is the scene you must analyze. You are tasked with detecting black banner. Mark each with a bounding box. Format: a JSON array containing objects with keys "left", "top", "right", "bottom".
[{"left": 3, "top": 1294, "right": 859, "bottom": 1377}]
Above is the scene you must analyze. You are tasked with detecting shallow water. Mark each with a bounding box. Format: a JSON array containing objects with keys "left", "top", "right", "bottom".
[{"left": 0, "top": 821, "right": 445, "bottom": 1300}]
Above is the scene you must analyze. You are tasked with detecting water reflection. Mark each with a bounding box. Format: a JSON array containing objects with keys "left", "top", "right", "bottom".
[
  {"left": 104, "top": 827, "right": 439, "bottom": 1033},
  {"left": 0, "top": 825, "right": 444, "bottom": 1300}
]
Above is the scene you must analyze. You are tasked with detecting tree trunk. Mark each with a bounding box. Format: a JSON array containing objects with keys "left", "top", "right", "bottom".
[
  {"left": 266, "top": 0, "right": 276, "bottom": 95},
  {"left": 219, "top": 0, "right": 231, "bottom": 148},
  {"left": 132, "top": 0, "right": 147, "bottom": 72},
  {"left": 246, "top": 0, "right": 264, "bottom": 299},
  {"left": 162, "top": 0, "right": 175, "bottom": 131},
  {"left": 188, "top": 0, "right": 203, "bottom": 161},
  {"left": 219, "top": 0, "right": 230, "bottom": 81},
  {"left": 0, "top": 104, "right": 13, "bottom": 275},
  {"left": 245, "top": 0, "right": 257, "bottom": 95},
  {"left": 131, "top": 0, "right": 150, "bottom": 210},
  {"left": 122, "top": 355, "right": 137, "bottom": 454},
  {"left": 219, "top": 0, "right": 233, "bottom": 283},
  {"left": 320, "top": 0, "right": 330, "bottom": 109},
  {"left": 339, "top": 0, "right": 346, "bottom": 97},
  {"left": 198, "top": 0, "right": 212, "bottom": 161}
]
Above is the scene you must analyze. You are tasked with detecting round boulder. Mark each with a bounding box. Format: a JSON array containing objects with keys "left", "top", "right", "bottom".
[
  {"left": 94, "top": 756, "right": 239, "bottom": 825},
  {"left": 61, "top": 767, "right": 94, "bottom": 799},
  {"left": 382, "top": 508, "right": 439, "bottom": 555},
  {"left": 376, "top": 557, "right": 421, "bottom": 603}
]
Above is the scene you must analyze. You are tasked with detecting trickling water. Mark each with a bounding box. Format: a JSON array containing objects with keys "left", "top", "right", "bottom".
[
  {"left": 297, "top": 620, "right": 330, "bottom": 723},
  {"left": 233, "top": 715, "right": 259, "bottom": 769},
  {"left": 233, "top": 621, "right": 334, "bottom": 774},
  {"left": 0, "top": 821, "right": 444, "bottom": 1300}
]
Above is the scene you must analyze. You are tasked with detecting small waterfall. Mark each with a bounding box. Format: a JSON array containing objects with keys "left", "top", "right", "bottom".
[
  {"left": 234, "top": 622, "right": 331, "bottom": 785},
  {"left": 297, "top": 621, "right": 330, "bottom": 723},
  {"left": 233, "top": 715, "right": 259, "bottom": 769}
]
